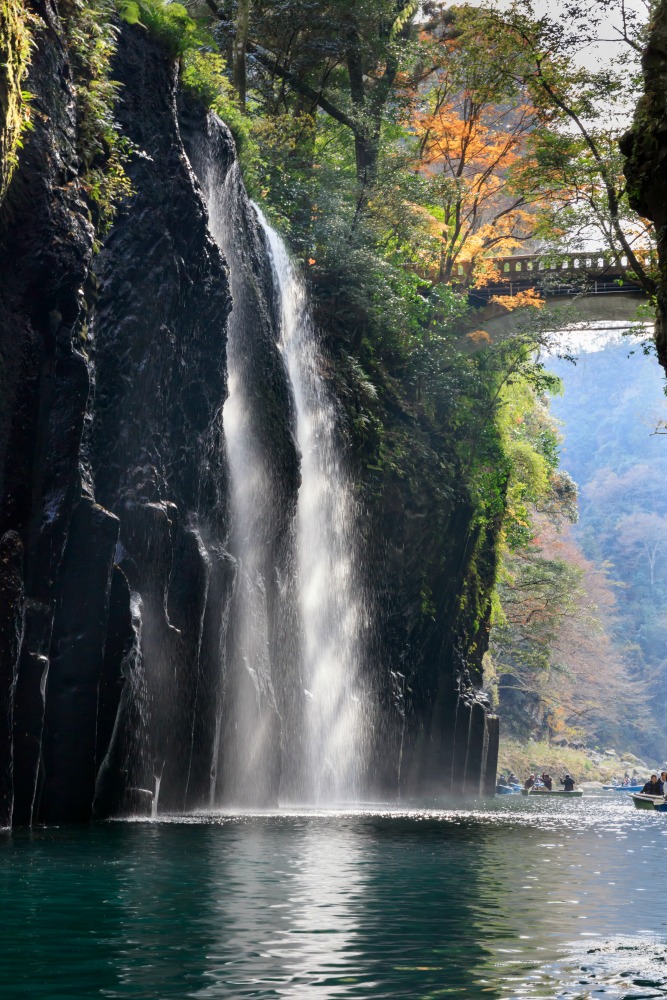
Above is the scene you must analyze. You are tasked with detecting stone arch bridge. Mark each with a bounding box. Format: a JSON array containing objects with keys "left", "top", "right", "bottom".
[{"left": 461, "top": 252, "right": 644, "bottom": 306}]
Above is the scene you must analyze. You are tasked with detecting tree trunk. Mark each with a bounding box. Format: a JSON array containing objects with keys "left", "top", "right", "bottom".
[
  {"left": 354, "top": 132, "right": 379, "bottom": 187},
  {"left": 233, "top": 0, "right": 249, "bottom": 111}
]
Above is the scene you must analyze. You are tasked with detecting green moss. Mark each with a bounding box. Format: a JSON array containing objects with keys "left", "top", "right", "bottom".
[
  {"left": 60, "top": 0, "right": 133, "bottom": 236},
  {"left": 0, "top": 0, "right": 34, "bottom": 203}
]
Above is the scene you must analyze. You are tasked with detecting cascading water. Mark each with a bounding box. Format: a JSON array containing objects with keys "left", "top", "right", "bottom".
[
  {"left": 195, "top": 157, "right": 286, "bottom": 805},
  {"left": 193, "top": 131, "right": 370, "bottom": 805},
  {"left": 254, "top": 207, "right": 371, "bottom": 803}
]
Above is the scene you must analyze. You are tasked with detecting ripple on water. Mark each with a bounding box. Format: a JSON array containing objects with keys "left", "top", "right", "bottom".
[{"left": 1, "top": 796, "right": 666, "bottom": 999}]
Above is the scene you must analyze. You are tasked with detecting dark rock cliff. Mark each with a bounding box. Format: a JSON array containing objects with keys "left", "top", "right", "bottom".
[
  {"left": 622, "top": 0, "right": 667, "bottom": 372},
  {"left": 0, "top": 8, "right": 234, "bottom": 823},
  {"left": 85, "top": 27, "right": 237, "bottom": 817},
  {"left": 0, "top": 0, "right": 97, "bottom": 825},
  {"left": 0, "top": 4, "right": 497, "bottom": 825},
  {"left": 331, "top": 360, "right": 500, "bottom": 800}
]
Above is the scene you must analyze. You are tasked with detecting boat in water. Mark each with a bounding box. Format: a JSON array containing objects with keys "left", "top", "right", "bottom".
[
  {"left": 520, "top": 788, "right": 583, "bottom": 797},
  {"left": 602, "top": 784, "right": 643, "bottom": 792},
  {"left": 631, "top": 793, "right": 666, "bottom": 810},
  {"left": 495, "top": 784, "right": 521, "bottom": 795}
]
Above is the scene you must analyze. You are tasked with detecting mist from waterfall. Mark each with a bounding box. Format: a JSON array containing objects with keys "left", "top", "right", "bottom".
[{"left": 254, "top": 206, "right": 370, "bottom": 802}]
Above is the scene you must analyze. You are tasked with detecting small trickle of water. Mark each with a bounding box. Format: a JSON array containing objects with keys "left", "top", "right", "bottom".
[
  {"left": 151, "top": 773, "right": 161, "bottom": 821},
  {"left": 254, "top": 207, "right": 371, "bottom": 803}
]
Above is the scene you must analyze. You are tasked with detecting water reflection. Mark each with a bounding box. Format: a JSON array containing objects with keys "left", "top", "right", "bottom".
[
  {"left": 194, "top": 821, "right": 368, "bottom": 997},
  {"left": 2, "top": 799, "right": 667, "bottom": 998}
]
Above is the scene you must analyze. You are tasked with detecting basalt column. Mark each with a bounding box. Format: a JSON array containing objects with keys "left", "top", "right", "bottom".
[
  {"left": 0, "top": 1, "right": 96, "bottom": 825},
  {"left": 89, "top": 26, "right": 235, "bottom": 813}
]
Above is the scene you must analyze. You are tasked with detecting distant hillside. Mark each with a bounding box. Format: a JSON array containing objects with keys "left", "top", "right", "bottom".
[{"left": 546, "top": 325, "right": 667, "bottom": 756}]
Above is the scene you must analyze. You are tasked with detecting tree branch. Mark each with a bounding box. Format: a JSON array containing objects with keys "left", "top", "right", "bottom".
[{"left": 247, "top": 43, "right": 357, "bottom": 133}]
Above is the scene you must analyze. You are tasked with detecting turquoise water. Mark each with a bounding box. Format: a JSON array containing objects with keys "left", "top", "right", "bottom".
[{"left": 2, "top": 796, "right": 667, "bottom": 998}]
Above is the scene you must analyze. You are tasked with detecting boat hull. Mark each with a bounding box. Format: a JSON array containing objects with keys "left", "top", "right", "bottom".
[
  {"left": 631, "top": 793, "right": 664, "bottom": 810},
  {"left": 602, "top": 784, "right": 643, "bottom": 792},
  {"left": 520, "top": 788, "right": 583, "bottom": 797}
]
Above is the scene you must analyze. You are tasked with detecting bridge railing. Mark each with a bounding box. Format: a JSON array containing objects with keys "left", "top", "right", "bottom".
[
  {"left": 414, "top": 252, "right": 644, "bottom": 297},
  {"left": 454, "top": 252, "right": 634, "bottom": 281}
]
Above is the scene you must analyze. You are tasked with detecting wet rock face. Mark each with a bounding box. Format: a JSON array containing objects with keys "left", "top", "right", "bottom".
[
  {"left": 0, "top": 0, "right": 96, "bottom": 824},
  {"left": 353, "top": 406, "right": 500, "bottom": 801},
  {"left": 622, "top": 0, "right": 667, "bottom": 371},
  {"left": 0, "top": 8, "right": 238, "bottom": 822},
  {"left": 89, "top": 27, "right": 236, "bottom": 813}
]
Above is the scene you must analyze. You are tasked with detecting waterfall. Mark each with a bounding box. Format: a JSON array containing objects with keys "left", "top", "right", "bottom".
[
  {"left": 193, "top": 134, "right": 370, "bottom": 805},
  {"left": 254, "top": 207, "right": 370, "bottom": 803},
  {"left": 199, "top": 160, "right": 283, "bottom": 805}
]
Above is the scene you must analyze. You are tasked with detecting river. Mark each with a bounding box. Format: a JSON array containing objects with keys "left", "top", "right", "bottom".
[{"left": 2, "top": 795, "right": 666, "bottom": 998}]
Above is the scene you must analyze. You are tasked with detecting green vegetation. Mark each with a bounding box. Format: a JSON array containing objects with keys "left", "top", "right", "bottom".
[
  {"left": 58, "top": 0, "right": 132, "bottom": 234},
  {"left": 0, "top": 0, "right": 34, "bottom": 203}
]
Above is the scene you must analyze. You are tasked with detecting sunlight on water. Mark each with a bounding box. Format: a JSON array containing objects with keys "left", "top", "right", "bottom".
[{"left": 3, "top": 795, "right": 667, "bottom": 998}]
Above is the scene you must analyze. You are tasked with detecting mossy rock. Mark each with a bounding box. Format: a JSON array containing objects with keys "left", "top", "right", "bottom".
[{"left": 0, "top": 0, "right": 32, "bottom": 203}]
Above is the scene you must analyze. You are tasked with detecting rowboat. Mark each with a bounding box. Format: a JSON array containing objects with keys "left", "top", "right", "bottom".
[
  {"left": 631, "top": 793, "right": 665, "bottom": 810},
  {"left": 521, "top": 788, "right": 583, "bottom": 797},
  {"left": 602, "top": 784, "right": 643, "bottom": 792}
]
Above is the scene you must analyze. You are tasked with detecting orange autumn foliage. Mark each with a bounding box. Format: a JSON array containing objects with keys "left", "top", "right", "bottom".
[
  {"left": 489, "top": 289, "right": 545, "bottom": 311},
  {"left": 406, "top": 24, "right": 546, "bottom": 287},
  {"left": 466, "top": 329, "right": 492, "bottom": 344}
]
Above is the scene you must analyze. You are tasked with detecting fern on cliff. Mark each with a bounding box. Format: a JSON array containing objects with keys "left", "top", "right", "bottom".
[
  {"left": 60, "top": 0, "right": 133, "bottom": 235},
  {"left": 0, "top": 0, "right": 35, "bottom": 203}
]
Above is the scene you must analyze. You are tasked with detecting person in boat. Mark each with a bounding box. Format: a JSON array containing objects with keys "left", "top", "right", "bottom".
[
  {"left": 660, "top": 771, "right": 667, "bottom": 794},
  {"left": 641, "top": 774, "right": 663, "bottom": 795},
  {"left": 560, "top": 773, "right": 575, "bottom": 792},
  {"left": 541, "top": 772, "right": 553, "bottom": 791},
  {"left": 622, "top": 773, "right": 631, "bottom": 786},
  {"left": 497, "top": 774, "right": 509, "bottom": 787},
  {"left": 508, "top": 772, "right": 519, "bottom": 785},
  {"left": 524, "top": 774, "right": 536, "bottom": 790}
]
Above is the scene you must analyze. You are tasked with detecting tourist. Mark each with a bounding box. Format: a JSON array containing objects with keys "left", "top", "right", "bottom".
[
  {"left": 560, "top": 773, "right": 575, "bottom": 792},
  {"left": 641, "top": 774, "right": 663, "bottom": 795},
  {"left": 541, "top": 772, "right": 553, "bottom": 790},
  {"left": 660, "top": 771, "right": 667, "bottom": 795},
  {"left": 508, "top": 772, "right": 519, "bottom": 785},
  {"left": 524, "top": 774, "right": 536, "bottom": 790}
]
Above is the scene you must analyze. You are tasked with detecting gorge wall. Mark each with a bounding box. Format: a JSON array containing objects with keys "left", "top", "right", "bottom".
[
  {"left": 0, "top": 2, "right": 498, "bottom": 826},
  {"left": 622, "top": 0, "right": 667, "bottom": 374}
]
